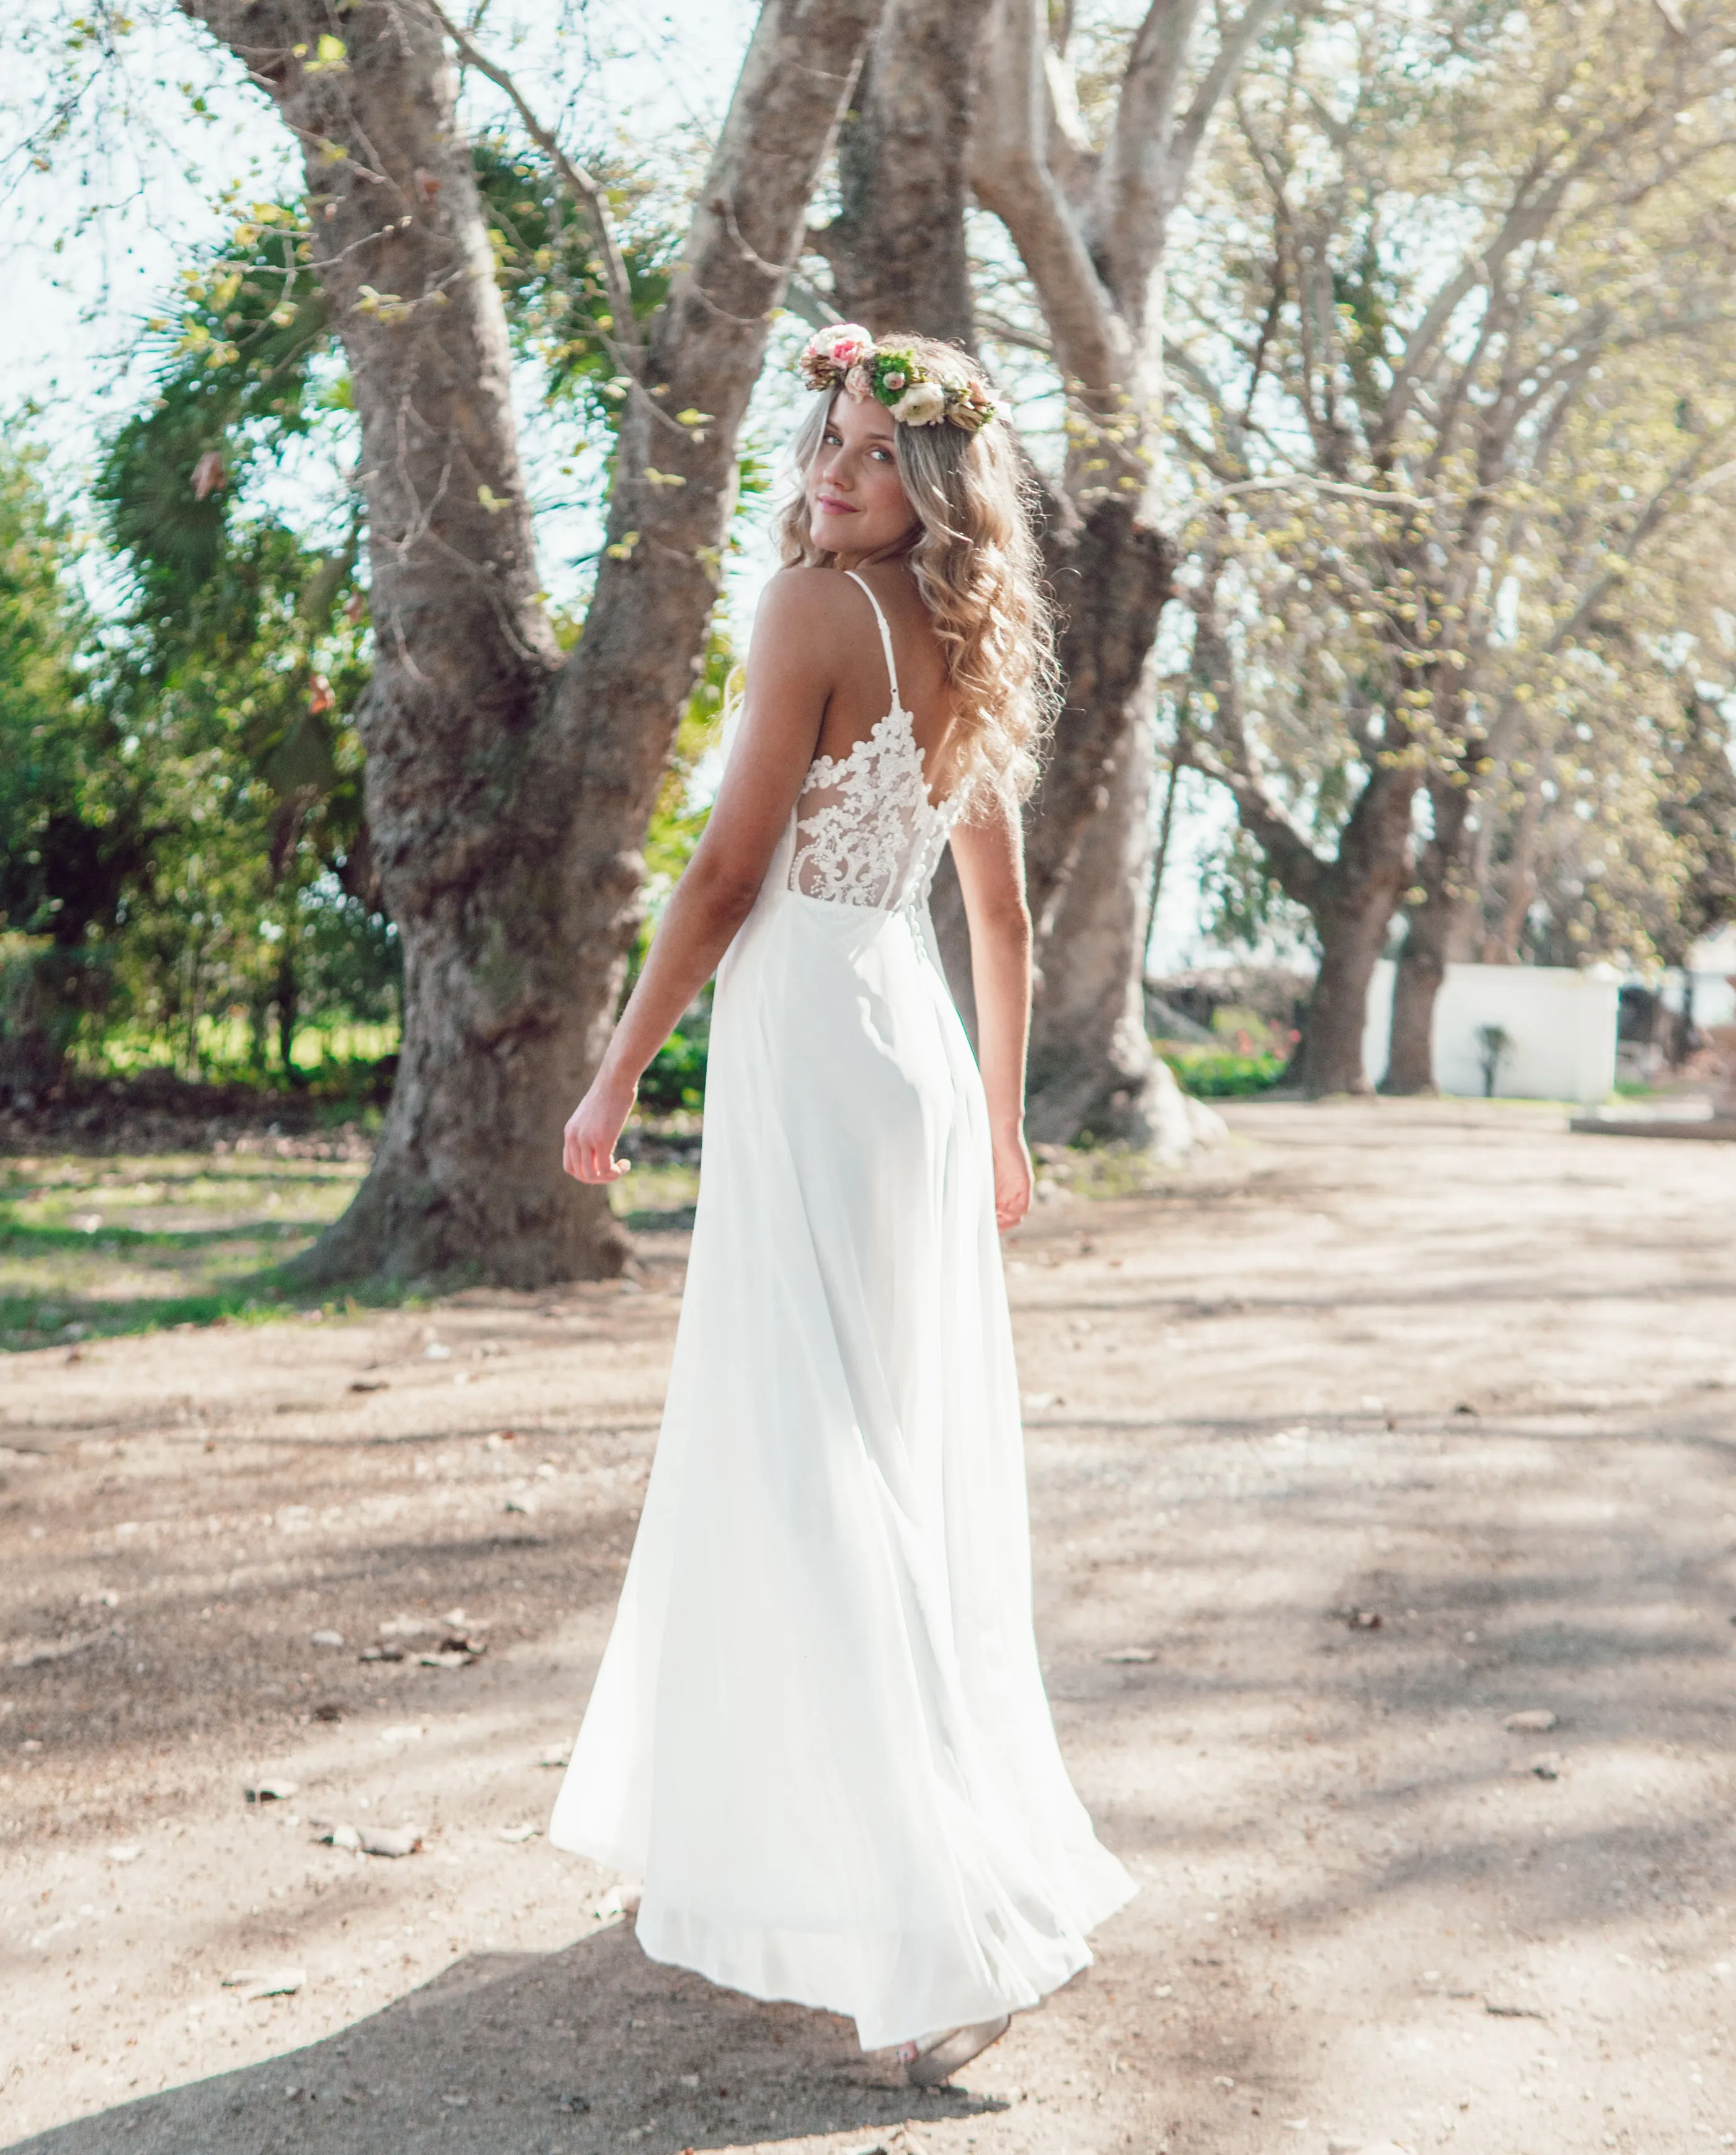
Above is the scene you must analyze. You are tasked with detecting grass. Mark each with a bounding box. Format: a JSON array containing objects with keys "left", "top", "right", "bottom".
[
  {"left": 0, "top": 1116, "right": 704, "bottom": 1352},
  {"left": 0, "top": 1150, "right": 368, "bottom": 1352},
  {"left": 609, "top": 1159, "right": 700, "bottom": 1231},
  {"left": 94, "top": 1017, "right": 400, "bottom": 1081}
]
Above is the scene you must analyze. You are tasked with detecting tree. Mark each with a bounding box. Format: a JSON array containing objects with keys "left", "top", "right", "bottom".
[
  {"left": 813, "top": 0, "right": 993, "bottom": 345},
  {"left": 172, "top": 0, "right": 885, "bottom": 1286},
  {"left": 813, "top": 0, "right": 1279, "bottom": 1143},
  {"left": 0, "top": 445, "right": 146, "bottom": 1097},
  {"left": 1164, "top": 0, "right": 1736, "bottom": 1093},
  {"left": 84, "top": 139, "right": 684, "bottom": 1082},
  {"left": 963, "top": 0, "right": 1283, "bottom": 1141}
]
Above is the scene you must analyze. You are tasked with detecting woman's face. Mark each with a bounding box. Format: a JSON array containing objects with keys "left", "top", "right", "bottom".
[{"left": 805, "top": 392, "right": 917, "bottom": 562}]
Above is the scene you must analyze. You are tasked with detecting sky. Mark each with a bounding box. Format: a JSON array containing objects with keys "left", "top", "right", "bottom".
[{"left": 2, "top": 0, "right": 1230, "bottom": 974}]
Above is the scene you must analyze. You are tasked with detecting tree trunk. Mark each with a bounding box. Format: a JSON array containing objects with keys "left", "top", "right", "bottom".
[
  {"left": 274, "top": 936, "right": 298, "bottom": 1082},
  {"left": 817, "top": 0, "right": 1197, "bottom": 1146},
  {"left": 1486, "top": 779, "right": 1543, "bottom": 962},
  {"left": 1023, "top": 689, "right": 1198, "bottom": 1149},
  {"left": 1021, "top": 501, "right": 1176, "bottom": 1131},
  {"left": 1296, "top": 768, "right": 1417, "bottom": 1096},
  {"left": 821, "top": 0, "right": 993, "bottom": 341},
  {"left": 1383, "top": 774, "right": 1476, "bottom": 1094},
  {"left": 190, "top": 0, "right": 882, "bottom": 1287}
]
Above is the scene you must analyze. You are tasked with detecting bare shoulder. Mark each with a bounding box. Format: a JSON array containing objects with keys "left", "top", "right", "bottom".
[{"left": 754, "top": 564, "right": 871, "bottom": 638}]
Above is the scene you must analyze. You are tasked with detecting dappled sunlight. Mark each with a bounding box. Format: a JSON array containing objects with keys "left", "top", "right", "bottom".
[{"left": 2, "top": 1100, "right": 1734, "bottom": 2151}]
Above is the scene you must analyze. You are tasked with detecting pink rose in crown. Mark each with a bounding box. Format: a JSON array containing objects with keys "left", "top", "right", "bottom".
[
  {"left": 843, "top": 361, "right": 875, "bottom": 400},
  {"left": 797, "top": 323, "right": 876, "bottom": 392},
  {"left": 817, "top": 324, "right": 872, "bottom": 371}
]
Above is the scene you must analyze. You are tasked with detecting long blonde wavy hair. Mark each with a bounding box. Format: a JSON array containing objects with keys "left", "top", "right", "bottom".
[{"left": 773, "top": 337, "right": 1056, "bottom": 807}]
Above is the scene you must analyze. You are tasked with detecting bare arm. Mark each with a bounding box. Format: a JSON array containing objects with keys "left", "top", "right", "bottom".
[
  {"left": 562, "top": 572, "right": 837, "bottom": 1184},
  {"left": 949, "top": 792, "right": 1035, "bottom": 1231}
]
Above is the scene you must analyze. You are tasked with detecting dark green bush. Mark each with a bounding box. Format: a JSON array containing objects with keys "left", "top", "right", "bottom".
[
  {"left": 1160, "top": 1046, "right": 1287, "bottom": 1097},
  {"left": 639, "top": 1027, "right": 708, "bottom": 1112}
]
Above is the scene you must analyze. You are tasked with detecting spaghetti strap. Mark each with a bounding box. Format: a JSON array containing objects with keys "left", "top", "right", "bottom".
[{"left": 843, "top": 569, "right": 903, "bottom": 711}]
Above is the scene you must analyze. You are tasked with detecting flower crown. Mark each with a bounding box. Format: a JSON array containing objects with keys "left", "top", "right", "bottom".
[{"left": 796, "top": 322, "right": 999, "bottom": 435}]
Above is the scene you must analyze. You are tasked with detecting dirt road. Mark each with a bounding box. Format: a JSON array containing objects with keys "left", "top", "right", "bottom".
[{"left": 2, "top": 1098, "right": 1733, "bottom": 2154}]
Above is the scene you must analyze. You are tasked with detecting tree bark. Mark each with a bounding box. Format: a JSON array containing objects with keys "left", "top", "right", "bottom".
[
  {"left": 1296, "top": 769, "right": 1417, "bottom": 1096},
  {"left": 1022, "top": 686, "right": 1198, "bottom": 1148},
  {"left": 963, "top": 0, "right": 1273, "bottom": 1143},
  {"left": 187, "top": 0, "right": 882, "bottom": 1286},
  {"left": 1022, "top": 506, "right": 1179, "bottom": 1133},
  {"left": 1383, "top": 773, "right": 1475, "bottom": 1094},
  {"left": 820, "top": 0, "right": 994, "bottom": 342},
  {"left": 1487, "top": 779, "right": 1543, "bottom": 962},
  {"left": 1025, "top": 503, "right": 1174, "bottom": 942}
]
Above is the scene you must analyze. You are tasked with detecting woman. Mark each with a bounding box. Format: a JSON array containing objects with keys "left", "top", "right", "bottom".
[{"left": 553, "top": 327, "right": 1133, "bottom": 2085}]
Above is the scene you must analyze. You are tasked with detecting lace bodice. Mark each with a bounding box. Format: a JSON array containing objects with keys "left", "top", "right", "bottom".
[{"left": 789, "top": 572, "right": 961, "bottom": 911}]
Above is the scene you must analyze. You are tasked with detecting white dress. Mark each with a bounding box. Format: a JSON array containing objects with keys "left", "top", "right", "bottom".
[{"left": 549, "top": 571, "right": 1134, "bottom": 2050}]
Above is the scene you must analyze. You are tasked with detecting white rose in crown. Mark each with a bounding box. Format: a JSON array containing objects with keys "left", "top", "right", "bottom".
[{"left": 889, "top": 380, "right": 947, "bottom": 426}]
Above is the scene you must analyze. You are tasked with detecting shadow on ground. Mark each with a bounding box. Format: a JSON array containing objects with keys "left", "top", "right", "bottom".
[{"left": 4, "top": 1919, "right": 1001, "bottom": 2154}]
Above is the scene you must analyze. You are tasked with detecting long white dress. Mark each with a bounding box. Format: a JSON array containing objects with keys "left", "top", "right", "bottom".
[{"left": 549, "top": 572, "right": 1134, "bottom": 2051}]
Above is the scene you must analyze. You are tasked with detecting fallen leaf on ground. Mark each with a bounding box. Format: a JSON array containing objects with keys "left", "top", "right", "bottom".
[
  {"left": 1486, "top": 2001, "right": 1547, "bottom": 2019},
  {"left": 312, "top": 1702, "right": 343, "bottom": 1722},
  {"left": 244, "top": 1780, "right": 298, "bottom": 1803},
  {"left": 1502, "top": 1708, "right": 1557, "bottom": 1732},
  {"left": 223, "top": 1967, "right": 304, "bottom": 1999},
  {"left": 10, "top": 1634, "right": 99, "bottom": 1668},
  {"left": 358, "top": 1826, "right": 422, "bottom": 1857},
  {"left": 347, "top": 1379, "right": 387, "bottom": 1393}
]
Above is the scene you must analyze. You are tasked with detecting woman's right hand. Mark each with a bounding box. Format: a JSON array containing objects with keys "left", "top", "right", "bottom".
[
  {"left": 991, "top": 1125, "right": 1034, "bottom": 1232},
  {"left": 562, "top": 1076, "right": 636, "bottom": 1184}
]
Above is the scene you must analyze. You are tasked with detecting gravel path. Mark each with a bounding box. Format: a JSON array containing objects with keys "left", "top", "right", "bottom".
[{"left": 1, "top": 1098, "right": 1733, "bottom": 2154}]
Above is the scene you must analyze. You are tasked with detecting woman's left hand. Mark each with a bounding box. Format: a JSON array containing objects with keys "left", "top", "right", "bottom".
[
  {"left": 563, "top": 1078, "right": 636, "bottom": 1184},
  {"left": 991, "top": 1125, "right": 1034, "bottom": 1232}
]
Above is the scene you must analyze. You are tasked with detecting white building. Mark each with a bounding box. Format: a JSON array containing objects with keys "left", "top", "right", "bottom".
[
  {"left": 1681, "top": 926, "right": 1736, "bottom": 1030},
  {"left": 1362, "top": 960, "right": 1620, "bottom": 1103}
]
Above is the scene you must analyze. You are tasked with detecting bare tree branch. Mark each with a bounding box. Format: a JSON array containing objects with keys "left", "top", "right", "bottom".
[{"left": 423, "top": 0, "right": 642, "bottom": 376}]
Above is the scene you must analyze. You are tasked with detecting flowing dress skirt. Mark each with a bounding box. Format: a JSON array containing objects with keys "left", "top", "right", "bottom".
[{"left": 549, "top": 874, "right": 1134, "bottom": 2050}]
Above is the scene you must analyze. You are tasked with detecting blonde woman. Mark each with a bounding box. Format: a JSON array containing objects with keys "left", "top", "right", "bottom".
[{"left": 554, "top": 328, "right": 1133, "bottom": 2083}]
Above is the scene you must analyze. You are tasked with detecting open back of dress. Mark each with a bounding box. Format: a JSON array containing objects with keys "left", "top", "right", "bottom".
[{"left": 550, "top": 572, "right": 1133, "bottom": 2051}]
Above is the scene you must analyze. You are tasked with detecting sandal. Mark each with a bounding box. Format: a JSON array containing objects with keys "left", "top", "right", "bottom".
[{"left": 897, "top": 2013, "right": 1011, "bottom": 2087}]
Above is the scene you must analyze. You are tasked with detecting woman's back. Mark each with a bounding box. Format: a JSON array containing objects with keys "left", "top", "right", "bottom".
[
  {"left": 786, "top": 568, "right": 963, "bottom": 913},
  {"left": 803, "top": 562, "right": 957, "bottom": 792}
]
